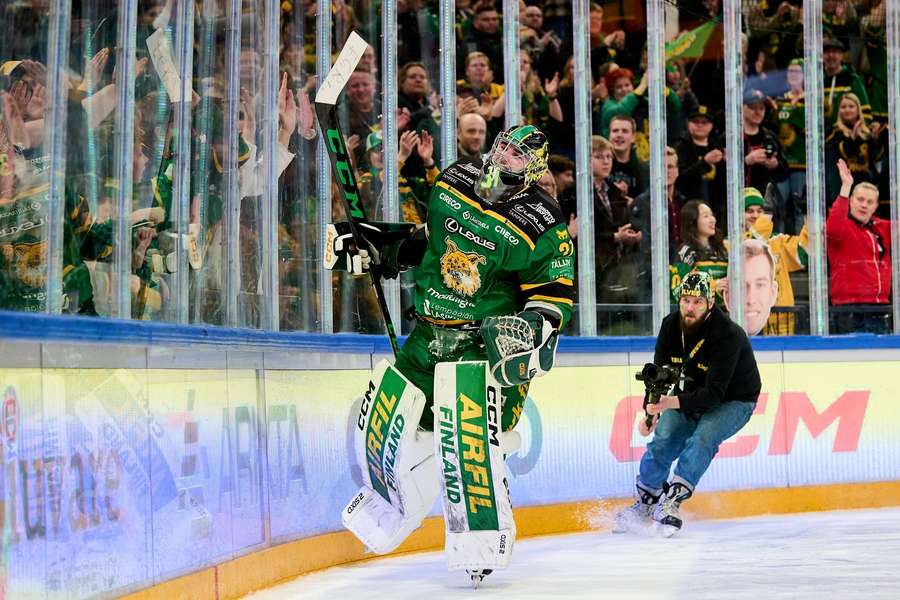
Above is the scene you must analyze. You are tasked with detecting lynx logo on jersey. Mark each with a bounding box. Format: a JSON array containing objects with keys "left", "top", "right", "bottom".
[{"left": 440, "top": 238, "right": 486, "bottom": 298}]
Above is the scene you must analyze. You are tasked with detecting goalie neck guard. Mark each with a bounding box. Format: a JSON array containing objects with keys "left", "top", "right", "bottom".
[{"left": 476, "top": 125, "right": 549, "bottom": 205}]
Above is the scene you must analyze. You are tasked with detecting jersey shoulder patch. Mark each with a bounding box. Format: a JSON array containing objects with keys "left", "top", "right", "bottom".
[
  {"left": 436, "top": 157, "right": 483, "bottom": 195},
  {"left": 492, "top": 186, "right": 565, "bottom": 242}
]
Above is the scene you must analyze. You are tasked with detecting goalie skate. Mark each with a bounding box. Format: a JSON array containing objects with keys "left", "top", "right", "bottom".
[{"left": 467, "top": 569, "right": 493, "bottom": 589}]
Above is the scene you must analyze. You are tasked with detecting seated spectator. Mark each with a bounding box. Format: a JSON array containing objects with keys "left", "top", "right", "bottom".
[
  {"left": 822, "top": 37, "right": 871, "bottom": 127},
  {"left": 456, "top": 112, "right": 487, "bottom": 159},
  {"left": 742, "top": 89, "right": 788, "bottom": 217},
  {"left": 670, "top": 200, "right": 728, "bottom": 305},
  {"left": 825, "top": 93, "right": 873, "bottom": 204},
  {"left": 774, "top": 58, "right": 807, "bottom": 235},
  {"left": 675, "top": 104, "right": 726, "bottom": 224},
  {"left": 827, "top": 159, "right": 891, "bottom": 334},
  {"left": 607, "top": 115, "right": 649, "bottom": 201}
]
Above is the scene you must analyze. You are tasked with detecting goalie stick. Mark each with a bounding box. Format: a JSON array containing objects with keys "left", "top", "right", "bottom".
[{"left": 314, "top": 31, "right": 400, "bottom": 356}]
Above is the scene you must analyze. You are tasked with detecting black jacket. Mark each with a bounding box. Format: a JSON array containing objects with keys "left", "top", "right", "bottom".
[{"left": 654, "top": 304, "right": 761, "bottom": 413}]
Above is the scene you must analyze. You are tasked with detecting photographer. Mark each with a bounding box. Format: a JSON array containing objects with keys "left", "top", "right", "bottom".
[
  {"left": 614, "top": 271, "right": 760, "bottom": 536},
  {"left": 742, "top": 89, "right": 788, "bottom": 204}
]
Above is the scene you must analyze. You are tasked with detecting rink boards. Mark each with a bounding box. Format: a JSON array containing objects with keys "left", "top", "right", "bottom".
[{"left": 0, "top": 331, "right": 899, "bottom": 598}]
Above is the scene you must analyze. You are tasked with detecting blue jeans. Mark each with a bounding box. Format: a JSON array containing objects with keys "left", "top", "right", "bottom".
[{"left": 639, "top": 401, "right": 756, "bottom": 489}]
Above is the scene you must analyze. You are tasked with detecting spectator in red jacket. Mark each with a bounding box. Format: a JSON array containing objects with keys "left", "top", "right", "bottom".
[{"left": 827, "top": 159, "right": 892, "bottom": 334}]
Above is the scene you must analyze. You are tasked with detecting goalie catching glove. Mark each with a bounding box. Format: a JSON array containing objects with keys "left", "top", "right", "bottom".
[
  {"left": 480, "top": 310, "right": 559, "bottom": 386},
  {"left": 324, "top": 221, "right": 424, "bottom": 279}
]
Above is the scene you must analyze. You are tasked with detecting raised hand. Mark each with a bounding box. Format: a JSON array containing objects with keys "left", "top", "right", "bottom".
[
  {"left": 837, "top": 158, "right": 853, "bottom": 196},
  {"left": 398, "top": 129, "right": 419, "bottom": 163},
  {"left": 544, "top": 72, "right": 560, "bottom": 98},
  {"left": 278, "top": 75, "right": 298, "bottom": 144},
  {"left": 241, "top": 86, "right": 258, "bottom": 143},
  {"left": 296, "top": 88, "right": 316, "bottom": 139},
  {"left": 80, "top": 47, "right": 110, "bottom": 92},
  {"left": 416, "top": 130, "right": 434, "bottom": 163},
  {"left": 346, "top": 133, "right": 361, "bottom": 156}
]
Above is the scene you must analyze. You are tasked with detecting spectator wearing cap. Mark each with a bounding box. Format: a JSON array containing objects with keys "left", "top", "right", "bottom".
[
  {"left": 823, "top": 36, "right": 871, "bottom": 128},
  {"left": 774, "top": 58, "right": 807, "bottom": 235},
  {"left": 738, "top": 187, "right": 808, "bottom": 336},
  {"left": 742, "top": 89, "right": 788, "bottom": 212},
  {"left": 827, "top": 159, "right": 892, "bottom": 334},
  {"left": 358, "top": 128, "right": 438, "bottom": 225},
  {"left": 675, "top": 104, "right": 726, "bottom": 224}
]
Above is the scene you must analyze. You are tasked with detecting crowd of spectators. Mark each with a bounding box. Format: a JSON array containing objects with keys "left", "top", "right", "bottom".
[{"left": 0, "top": 0, "right": 893, "bottom": 335}]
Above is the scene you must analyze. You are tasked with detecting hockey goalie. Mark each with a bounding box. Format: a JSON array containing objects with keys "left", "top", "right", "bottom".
[{"left": 324, "top": 120, "right": 575, "bottom": 587}]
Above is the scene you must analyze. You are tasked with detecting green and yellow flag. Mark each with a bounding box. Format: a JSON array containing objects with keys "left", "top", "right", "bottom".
[{"left": 665, "top": 20, "right": 718, "bottom": 61}]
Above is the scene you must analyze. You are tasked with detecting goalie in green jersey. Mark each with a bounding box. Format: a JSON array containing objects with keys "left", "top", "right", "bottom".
[{"left": 325, "top": 124, "right": 575, "bottom": 585}]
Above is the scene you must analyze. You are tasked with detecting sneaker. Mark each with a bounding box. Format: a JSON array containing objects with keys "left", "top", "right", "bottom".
[
  {"left": 613, "top": 479, "right": 662, "bottom": 533},
  {"left": 652, "top": 478, "right": 693, "bottom": 537}
]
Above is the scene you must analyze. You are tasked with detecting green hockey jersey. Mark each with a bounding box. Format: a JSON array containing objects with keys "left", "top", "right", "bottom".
[{"left": 413, "top": 157, "right": 575, "bottom": 328}]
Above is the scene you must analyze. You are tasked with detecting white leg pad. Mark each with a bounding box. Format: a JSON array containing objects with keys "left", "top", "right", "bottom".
[
  {"left": 434, "top": 361, "right": 516, "bottom": 572},
  {"left": 341, "top": 360, "right": 440, "bottom": 554}
]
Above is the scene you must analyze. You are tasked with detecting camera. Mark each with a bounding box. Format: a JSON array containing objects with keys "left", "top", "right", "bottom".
[
  {"left": 763, "top": 142, "right": 775, "bottom": 158},
  {"left": 635, "top": 362, "right": 683, "bottom": 426}
]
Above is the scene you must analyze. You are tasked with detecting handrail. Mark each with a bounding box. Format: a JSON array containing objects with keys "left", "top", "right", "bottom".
[{"left": 3, "top": 310, "right": 900, "bottom": 353}]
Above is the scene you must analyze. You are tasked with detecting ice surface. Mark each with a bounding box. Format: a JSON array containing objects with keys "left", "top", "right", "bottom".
[{"left": 247, "top": 508, "right": 900, "bottom": 599}]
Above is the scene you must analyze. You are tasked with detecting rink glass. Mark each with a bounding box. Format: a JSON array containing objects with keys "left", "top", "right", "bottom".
[{"left": 0, "top": 0, "right": 896, "bottom": 337}]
